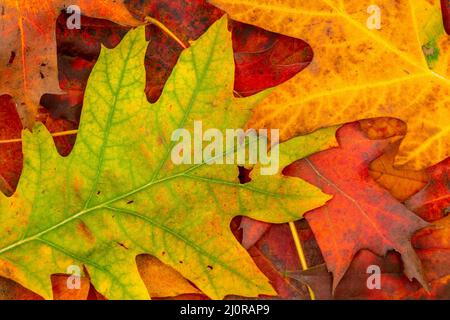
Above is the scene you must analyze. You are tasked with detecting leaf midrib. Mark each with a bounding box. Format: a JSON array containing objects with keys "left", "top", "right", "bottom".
[
  {"left": 83, "top": 33, "right": 139, "bottom": 210},
  {"left": 304, "top": 158, "right": 396, "bottom": 247},
  {"left": 15, "top": 0, "right": 28, "bottom": 97},
  {"left": 0, "top": 123, "right": 301, "bottom": 256},
  {"left": 0, "top": 164, "right": 291, "bottom": 296},
  {"left": 148, "top": 16, "right": 222, "bottom": 184}
]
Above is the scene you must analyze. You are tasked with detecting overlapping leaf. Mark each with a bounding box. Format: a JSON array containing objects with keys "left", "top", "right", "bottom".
[
  {"left": 0, "top": 96, "right": 22, "bottom": 195},
  {"left": 294, "top": 215, "right": 450, "bottom": 300},
  {"left": 0, "top": 0, "right": 141, "bottom": 126},
  {"left": 406, "top": 158, "right": 450, "bottom": 221},
  {"left": 369, "top": 141, "right": 428, "bottom": 201},
  {"left": 210, "top": 0, "right": 450, "bottom": 170},
  {"left": 42, "top": 0, "right": 309, "bottom": 121},
  {"left": 0, "top": 17, "right": 338, "bottom": 300},
  {"left": 283, "top": 124, "right": 429, "bottom": 290}
]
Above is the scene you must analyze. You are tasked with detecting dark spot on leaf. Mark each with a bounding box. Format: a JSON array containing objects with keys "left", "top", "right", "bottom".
[
  {"left": 238, "top": 166, "right": 252, "bottom": 184},
  {"left": 8, "top": 51, "right": 15, "bottom": 65},
  {"left": 116, "top": 242, "right": 128, "bottom": 250}
]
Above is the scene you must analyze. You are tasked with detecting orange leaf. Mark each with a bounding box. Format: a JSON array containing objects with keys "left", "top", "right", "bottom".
[
  {"left": 137, "top": 255, "right": 201, "bottom": 299},
  {"left": 369, "top": 141, "right": 428, "bottom": 201},
  {"left": 0, "top": 0, "right": 141, "bottom": 126}
]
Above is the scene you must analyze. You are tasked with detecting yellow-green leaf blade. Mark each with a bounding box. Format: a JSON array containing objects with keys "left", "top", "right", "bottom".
[{"left": 0, "top": 17, "right": 335, "bottom": 300}]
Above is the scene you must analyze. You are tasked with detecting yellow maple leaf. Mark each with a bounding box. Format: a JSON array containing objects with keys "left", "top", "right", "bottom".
[{"left": 210, "top": 0, "right": 450, "bottom": 170}]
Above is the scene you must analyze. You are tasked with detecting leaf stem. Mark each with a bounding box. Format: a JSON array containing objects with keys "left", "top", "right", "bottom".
[
  {"left": 0, "top": 130, "right": 78, "bottom": 145},
  {"left": 288, "top": 221, "right": 316, "bottom": 300},
  {"left": 145, "top": 16, "right": 188, "bottom": 49}
]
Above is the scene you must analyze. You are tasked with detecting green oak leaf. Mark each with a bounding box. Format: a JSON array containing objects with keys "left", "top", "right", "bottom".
[{"left": 0, "top": 16, "right": 337, "bottom": 299}]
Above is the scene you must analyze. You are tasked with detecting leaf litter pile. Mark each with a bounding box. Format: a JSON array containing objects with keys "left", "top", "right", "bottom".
[{"left": 0, "top": 0, "right": 449, "bottom": 300}]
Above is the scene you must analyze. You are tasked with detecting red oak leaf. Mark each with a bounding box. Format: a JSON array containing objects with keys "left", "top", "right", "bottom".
[
  {"left": 283, "top": 123, "right": 429, "bottom": 291},
  {"left": 294, "top": 215, "right": 450, "bottom": 300}
]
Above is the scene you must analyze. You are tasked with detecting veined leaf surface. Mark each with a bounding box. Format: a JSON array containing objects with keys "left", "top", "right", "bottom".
[
  {"left": 210, "top": 0, "right": 450, "bottom": 170},
  {"left": 0, "top": 17, "right": 337, "bottom": 299}
]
